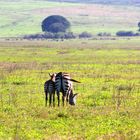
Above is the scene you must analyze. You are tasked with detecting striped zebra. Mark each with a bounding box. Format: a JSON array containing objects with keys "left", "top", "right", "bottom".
[
  {"left": 44, "top": 73, "right": 56, "bottom": 107},
  {"left": 55, "top": 72, "right": 80, "bottom": 106}
]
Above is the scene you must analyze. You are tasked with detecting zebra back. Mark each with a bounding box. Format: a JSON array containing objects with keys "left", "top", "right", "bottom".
[
  {"left": 44, "top": 80, "right": 55, "bottom": 94},
  {"left": 55, "top": 72, "right": 72, "bottom": 95}
]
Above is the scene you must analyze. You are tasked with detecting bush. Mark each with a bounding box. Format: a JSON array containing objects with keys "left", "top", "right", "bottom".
[
  {"left": 44, "top": 32, "right": 55, "bottom": 38},
  {"left": 23, "top": 32, "right": 77, "bottom": 40},
  {"left": 23, "top": 34, "right": 45, "bottom": 39},
  {"left": 97, "top": 32, "right": 111, "bottom": 36},
  {"left": 42, "top": 15, "right": 70, "bottom": 33},
  {"left": 138, "top": 22, "right": 140, "bottom": 31},
  {"left": 79, "top": 32, "right": 92, "bottom": 38},
  {"left": 135, "top": 33, "right": 140, "bottom": 36},
  {"left": 64, "top": 32, "right": 76, "bottom": 39},
  {"left": 116, "top": 31, "right": 140, "bottom": 36}
]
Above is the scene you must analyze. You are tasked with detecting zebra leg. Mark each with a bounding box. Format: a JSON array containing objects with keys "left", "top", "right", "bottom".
[
  {"left": 66, "top": 93, "right": 69, "bottom": 105},
  {"left": 62, "top": 96, "right": 64, "bottom": 106},
  {"left": 57, "top": 92, "right": 60, "bottom": 107},
  {"left": 53, "top": 92, "right": 55, "bottom": 107},
  {"left": 62, "top": 95, "right": 66, "bottom": 106},
  {"left": 45, "top": 92, "right": 48, "bottom": 107},
  {"left": 49, "top": 93, "right": 52, "bottom": 107}
]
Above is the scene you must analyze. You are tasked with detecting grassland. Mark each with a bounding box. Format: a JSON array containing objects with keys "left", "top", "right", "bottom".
[
  {"left": 0, "top": 38, "right": 140, "bottom": 139},
  {"left": 0, "top": 0, "right": 140, "bottom": 37}
]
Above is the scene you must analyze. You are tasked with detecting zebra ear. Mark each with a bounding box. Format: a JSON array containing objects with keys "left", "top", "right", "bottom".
[{"left": 49, "top": 73, "right": 52, "bottom": 77}]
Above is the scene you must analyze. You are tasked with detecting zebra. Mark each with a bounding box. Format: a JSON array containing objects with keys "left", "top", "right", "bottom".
[
  {"left": 44, "top": 73, "right": 56, "bottom": 107},
  {"left": 55, "top": 72, "right": 80, "bottom": 106}
]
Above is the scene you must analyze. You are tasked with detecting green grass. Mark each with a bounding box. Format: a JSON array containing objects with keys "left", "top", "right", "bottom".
[{"left": 0, "top": 38, "right": 140, "bottom": 139}]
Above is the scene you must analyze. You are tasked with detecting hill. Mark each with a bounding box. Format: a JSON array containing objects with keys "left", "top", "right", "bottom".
[
  {"left": 49, "top": 0, "right": 140, "bottom": 6},
  {"left": 0, "top": 0, "right": 140, "bottom": 37}
]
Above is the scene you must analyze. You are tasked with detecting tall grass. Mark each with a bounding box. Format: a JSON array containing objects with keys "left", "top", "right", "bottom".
[{"left": 0, "top": 38, "right": 140, "bottom": 139}]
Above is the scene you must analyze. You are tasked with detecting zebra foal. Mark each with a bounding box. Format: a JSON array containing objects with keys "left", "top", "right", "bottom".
[{"left": 44, "top": 73, "right": 56, "bottom": 107}]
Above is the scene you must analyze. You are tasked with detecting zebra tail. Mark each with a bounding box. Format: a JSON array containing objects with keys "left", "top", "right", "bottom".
[
  {"left": 63, "top": 77, "right": 81, "bottom": 83},
  {"left": 70, "top": 79, "right": 81, "bottom": 83}
]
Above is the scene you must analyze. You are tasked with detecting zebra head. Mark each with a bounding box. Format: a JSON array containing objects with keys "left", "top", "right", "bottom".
[
  {"left": 49, "top": 73, "right": 56, "bottom": 82},
  {"left": 69, "top": 92, "right": 78, "bottom": 105}
]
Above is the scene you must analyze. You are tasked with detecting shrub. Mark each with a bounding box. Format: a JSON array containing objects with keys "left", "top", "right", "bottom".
[
  {"left": 138, "top": 22, "right": 140, "bottom": 31},
  {"left": 23, "top": 32, "right": 77, "bottom": 40},
  {"left": 79, "top": 32, "right": 92, "bottom": 38},
  {"left": 116, "top": 31, "right": 136, "bottom": 36},
  {"left": 135, "top": 33, "right": 140, "bottom": 36},
  {"left": 97, "top": 32, "right": 111, "bottom": 36},
  {"left": 64, "top": 32, "right": 76, "bottom": 39},
  {"left": 44, "top": 32, "right": 55, "bottom": 39},
  {"left": 23, "top": 34, "right": 44, "bottom": 39}
]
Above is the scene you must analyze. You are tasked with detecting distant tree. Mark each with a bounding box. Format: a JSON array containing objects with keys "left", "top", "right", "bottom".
[
  {"left": 42, "top": 15, "right": 70, "bottom": 33},
  {"left": 64, "top": 32, "right": 76, "bottom": 39},
  {"left": 79, "top": 31, "right": 92, "bottom": 38},
  {"left": 116, "top": 31, "right": 139, "bottom": 36},
  {"left": 97, "top": 32, "right": 111, "bottom": 36},
  {"left": 54, "top": 32, "right": 65, "bottom": 39},
  {"left": 48, "top": 23, "right": 66, "bottom": 33},
  {"left": 44, "top": 32, "right": 55, "bottom": 39},
  {"left": 23, "top": 32, "right": 77, "bottom": 40},
  {"left": 138, "top": 22, "right": 140, "bottom": 31}
]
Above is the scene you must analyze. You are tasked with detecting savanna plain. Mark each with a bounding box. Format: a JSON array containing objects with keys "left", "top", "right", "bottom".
[{"left": 0, "top": 38, "right": 140, "bottom": 140}]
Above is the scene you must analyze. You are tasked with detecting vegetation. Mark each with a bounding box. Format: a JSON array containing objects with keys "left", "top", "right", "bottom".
[
  {"left": 97, "top": 32, "right": 111, "bottom": 37},
  {"left": 138, "top": 22, "right": 140, "bottom": 31},
  {"left": 23, "top": 30, "right": 140, "bottom": 40},
  {"left": 0, "top": 0, "right": 140, "bottom": 37},
  {"left": 0, "top": 0, "right": 140, "bottom": 140},
  {"left": 79, "top": 32, "right": 93, "bottom": 38},
  {"left": 23, "top": 32, "right": 76, "bottom": 39},
  {"left": 0, "top": 38, "right": 140, "bottom": 139},
  {"left": 42, "top": 15, "right": 70, "bottom": 33},
  {"left": 116, "top": 31, "right": 140, "bottom": 36}
]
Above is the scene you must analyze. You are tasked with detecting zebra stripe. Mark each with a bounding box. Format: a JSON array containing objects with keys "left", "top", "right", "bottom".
[
  {"left": 55, "top": 72, "right": 79, "bottom": 106},
  {"left": 55, "top": 72, "right": 72, "bottom": 95}
]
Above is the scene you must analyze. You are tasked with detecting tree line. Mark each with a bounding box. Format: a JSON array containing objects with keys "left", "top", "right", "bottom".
[{"left": 23, "top": 15, "right": 140, "bottom": 39}]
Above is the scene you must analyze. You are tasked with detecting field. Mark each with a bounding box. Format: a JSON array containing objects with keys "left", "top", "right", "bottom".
[
  {"left": 0, "top": 0, "right": 140, "bottom": 37},
  {"left": 0, "top": 38, "right": 140, "bottom": 139}
]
